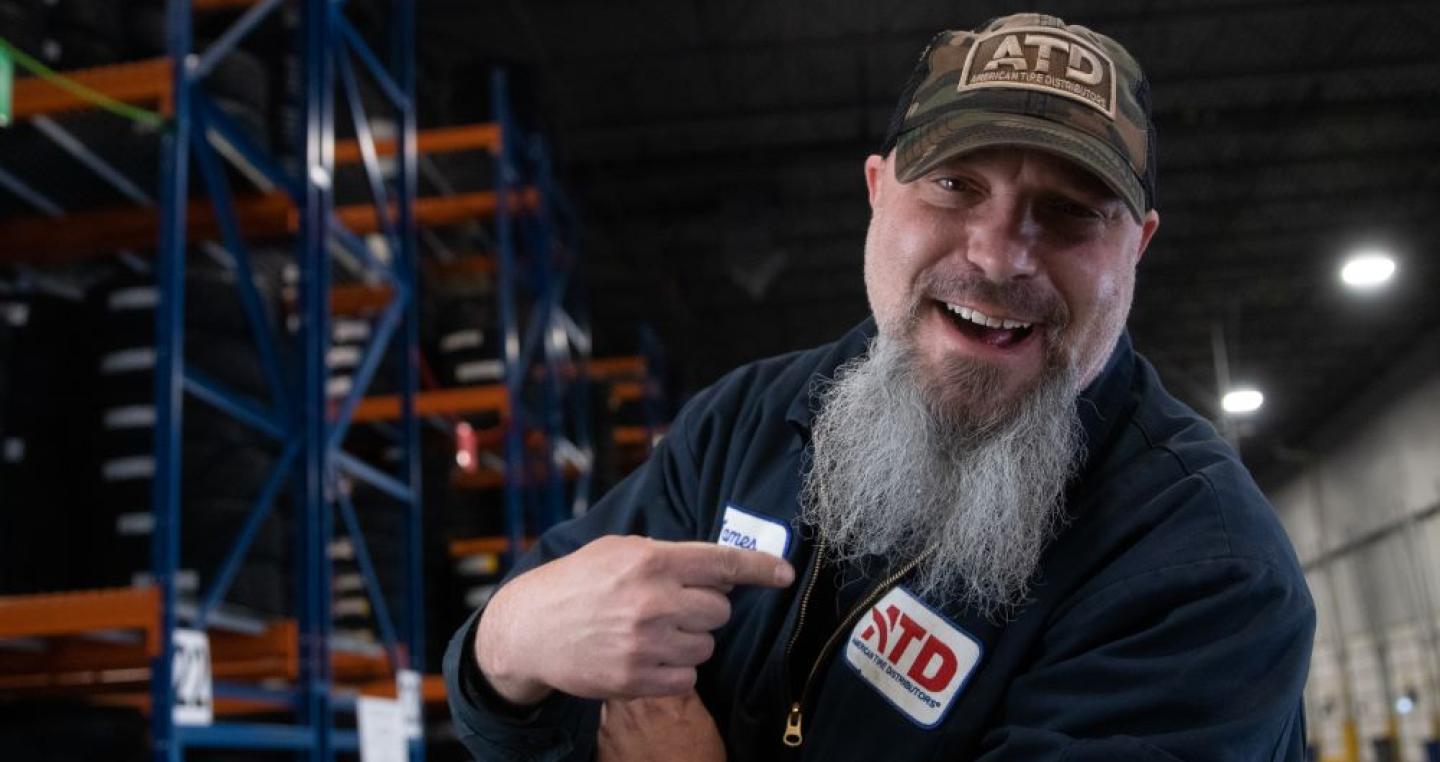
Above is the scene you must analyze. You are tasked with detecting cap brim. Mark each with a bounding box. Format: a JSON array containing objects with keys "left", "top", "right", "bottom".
[{"left": 893, "top": 111, "right": 1146, "bottom": 223}]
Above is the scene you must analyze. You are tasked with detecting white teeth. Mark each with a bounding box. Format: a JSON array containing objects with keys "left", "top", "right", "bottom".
[{"left": 944, "top": 303, "right": 1032, "bottom": 331}]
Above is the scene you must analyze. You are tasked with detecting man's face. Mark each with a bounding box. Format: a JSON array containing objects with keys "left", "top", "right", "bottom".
[{"left": 862, "top": 146, "right": 1160, "bottom": 424}]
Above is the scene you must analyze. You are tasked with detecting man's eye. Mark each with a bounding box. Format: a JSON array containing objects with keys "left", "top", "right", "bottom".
[
  {"left": 935, "top": 177, "right": 979, "bottom": 194},
  {"left": 1048, "top": 199, "right": 1103, "bottom": 220}
]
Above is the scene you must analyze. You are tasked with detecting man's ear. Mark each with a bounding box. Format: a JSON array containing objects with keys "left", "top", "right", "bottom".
[
  {"left": 1134, "top": 209, "right": 1160, "bottom": 264},
  {"left": 864, "top": 154, "right": 888, "bottom": 209}
]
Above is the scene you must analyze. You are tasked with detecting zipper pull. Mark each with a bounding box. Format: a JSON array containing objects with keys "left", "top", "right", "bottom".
[{"left": 782, "top": 702, "right": 804, "bottom": 747}]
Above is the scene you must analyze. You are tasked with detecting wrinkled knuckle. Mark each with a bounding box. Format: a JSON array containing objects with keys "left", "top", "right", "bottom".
[
  {"left": 631, "top": 543, "right": 665, "bottom": 577},
  {"left": 696, "top": 635, "right": 715, "bottom": 663},
  {"left": 670, "top": 668, "right": 698, "bottom": 693},
  {"left": 631, "top": 591, "right": 665, "bottom": 622},
  {"left": 617, "top": 640, "right": 649, "bottom": 674},
  {"left": 717, "top": 551, "right": 741, "bottom": 585},
  {"left": 714, "top": 597, "right": 733, "bottom": 625},
  {"left": 615, "top": 670, "right": 643, "bottom": 697},
  {"left": 622, "top": 615, "right": 653, "bottom": 644}
]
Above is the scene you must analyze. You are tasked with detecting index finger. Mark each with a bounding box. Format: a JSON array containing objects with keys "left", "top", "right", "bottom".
[{"left": 662, "top": 542, "right": 795, "bottom": 589}]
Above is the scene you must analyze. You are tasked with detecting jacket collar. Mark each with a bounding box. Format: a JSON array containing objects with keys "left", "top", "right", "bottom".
[
  {"left": 785, "top": 317, "right": 879, "bottom": 434},
  {"left": 785, "top": 317, "right": 1137, "bottom": 472}
]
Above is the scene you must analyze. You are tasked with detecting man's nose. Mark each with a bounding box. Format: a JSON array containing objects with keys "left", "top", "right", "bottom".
[{"left": 961, "top": 204, "right": 1039, "bottom": 282}]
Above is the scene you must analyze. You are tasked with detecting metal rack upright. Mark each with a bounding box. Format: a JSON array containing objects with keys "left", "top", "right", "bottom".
[{"left": 149, "top": 0, "right": 422, "bottom": 757}]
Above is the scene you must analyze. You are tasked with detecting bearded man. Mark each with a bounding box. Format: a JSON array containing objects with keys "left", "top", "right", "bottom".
[{"left": 444, "top": 13, "right": 1315, "bottom": 761}]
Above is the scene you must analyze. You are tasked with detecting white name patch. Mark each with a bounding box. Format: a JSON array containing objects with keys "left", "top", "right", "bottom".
[
  {"left": 716, "top": 504, "right": 790, "bottom": 559},
  {"left": 844, "top": 587, "right": 982, "bottom": 728}
]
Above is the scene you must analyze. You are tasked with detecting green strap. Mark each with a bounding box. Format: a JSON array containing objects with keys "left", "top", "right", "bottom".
[{"left": 0, "top": 36, "right": 167, "bottom": 129}]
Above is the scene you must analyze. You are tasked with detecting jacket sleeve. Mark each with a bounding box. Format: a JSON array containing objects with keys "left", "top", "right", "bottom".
[
  {"left": 442, "top": 388, "right": 717, "bottom": 762},
  {"left": 975, "top": 556, "right": 1316, "bottom": 761}
]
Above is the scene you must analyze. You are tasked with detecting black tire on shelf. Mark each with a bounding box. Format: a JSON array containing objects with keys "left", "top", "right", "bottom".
[
  {"left": 186, "top": 265, "right": 284, "bottom": 337},
  {"left": 0, "top": 701, "right": 148, "bottom": 762},
  {"left": 222, "top": 558, "right": 288, "bottom": 615},
  {"left": 187, "top": 497, "right": 290, "bottom": 560},
  {"left": 187, "top": 325, "right": 291, "bottom": 400},
  {"left": 41, "top": 25, "right": 123, "bottom": 70},
  {"left": 0, "top": 1, "right": 46, "bottom": 59},
  {"left": 206, "top": 47, "right": 269, "bottom": 114},
  {"left": 106, "top": 532, "right": 290, "bottom": 617},
  {"left": 183, "top": 443, "right": 276, "bottom": 501},
  {"left": 51, "top": 0, "right": 125, "bottom": 40}
]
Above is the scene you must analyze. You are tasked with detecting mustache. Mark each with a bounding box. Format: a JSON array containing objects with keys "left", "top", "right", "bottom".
[{"left": 913, "top": 270, "right": 1070, "bottom": 330}]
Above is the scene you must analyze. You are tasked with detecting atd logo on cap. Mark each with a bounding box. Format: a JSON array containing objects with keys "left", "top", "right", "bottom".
[
  {"left": 958, "top": 26, "right": 1117, "bottom": 118},
  {"left": 844, "top": 587, "right": 982, "bottom": 728}
]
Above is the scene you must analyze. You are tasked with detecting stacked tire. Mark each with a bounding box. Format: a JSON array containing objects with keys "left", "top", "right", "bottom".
[
  {"left": 0, "top": 289, "right": 101, "bottom": 594},
  {"left": 91, "top": 264, "right": 289, "bottom": 616},
  {"left": 0, "top": 700, "right": 147, "bottom": 762},
  {"left": 432, "top": 295, "right": 504, "bottom": 393},
  {"left": 331, "top": 476, "right": 410, "bottom": 646},
  {"left": 0, "top": 0, "right": 124, "bottom": 72},
  {"left": 327, "top": 316, "right": 404, "bottom": 644}
]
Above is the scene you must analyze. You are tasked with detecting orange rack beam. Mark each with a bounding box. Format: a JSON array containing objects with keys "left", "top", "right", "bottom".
[
  {"left": 325, "top": 254, "right": 504, "bottom": 315},
  {"left": 0, "top": 188, "right": 538, "bottom": 264},
  {"left": 425, "top": 254, "right": 498, "bottom": 278},
  {"left": 586, "top": 355, "right": 647, "bottom": 380},
  {"left": 88, "top": 671, "right": 446, "bottom": 717},
  {"left": 451, "top": 461, "right": 580, "bottom": 491},
  {"left": 329, "top": 283, "right": 395, "bottom": 315},
  {"left": 11, "top": 58, "right": 174, "bottom": 120},
  {"left": 0, "top": 587, "right": 160, "bottom": 654},
  {"left": 335, "top": 123, "right": 502, "bottom": 164},
  {"left": 357, "top": 673, "right": 448, "bottom": 705},
  {"left": 528, "top": 356, "right": 648, "bottom": 385},
  {"left": 449, "top": 536, "right": 537, "bottom": 558},
  {"left": 9, "top": 50, "right": 495, "bottom": 158},
  {"left": 607, "top": 380, "right": 646, "bottom": 409},
  {"left": 349, "top": 383, "right": 510, "bottom": 423},
  {"left": 0, "top": 595, "right": 396, "bottom": 696},
  {"left": 613, "top": 425, "right": 658, "bottom": 448}
]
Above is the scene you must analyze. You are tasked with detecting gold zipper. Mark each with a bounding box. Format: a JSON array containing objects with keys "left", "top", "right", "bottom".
[
  {"left": 780, "top": 546, "right": 936, "bottom": 748},
  {"left": 780, "top": 534, "right": 826, "bottom": 747}
]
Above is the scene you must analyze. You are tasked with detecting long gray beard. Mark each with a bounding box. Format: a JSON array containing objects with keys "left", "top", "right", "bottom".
[{"left": 798, "top": 333, "right": 1085, "bottom": 621}]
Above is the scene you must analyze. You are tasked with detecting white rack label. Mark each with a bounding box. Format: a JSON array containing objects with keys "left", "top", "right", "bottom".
[
  {"left": 398, "top": 669, "right": 423, "bottom": 740},
  {"left": 171, "top": 629, "right": 214, "bottom": 726},
  {"left": 358, "top": 697, "right": 407, "bottom": 762}
]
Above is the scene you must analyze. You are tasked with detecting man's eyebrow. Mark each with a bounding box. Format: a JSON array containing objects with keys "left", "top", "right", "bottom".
[{"left": 1049, "top": 162, "right": 1119, "bottom": 201}]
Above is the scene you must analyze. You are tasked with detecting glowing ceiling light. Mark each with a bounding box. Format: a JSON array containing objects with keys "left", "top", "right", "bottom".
[
  {"left": 1222, "top": 389, "right": 1264, "bottom": 415},
  {"left": 1340, "top": 251, "right": 1396, "bottom": 288}
]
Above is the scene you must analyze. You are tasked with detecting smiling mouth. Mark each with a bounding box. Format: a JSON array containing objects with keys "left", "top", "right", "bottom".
[{"left": 934, "top": 300, "right": 1038, "bottom": 350}]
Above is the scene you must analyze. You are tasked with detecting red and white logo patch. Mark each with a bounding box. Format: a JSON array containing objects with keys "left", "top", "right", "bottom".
[{"left": 844, "top": 587, "right": 981, "bottom": 728}]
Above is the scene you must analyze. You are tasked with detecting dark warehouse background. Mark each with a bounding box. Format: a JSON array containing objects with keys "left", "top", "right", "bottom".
[
  {"left": 417, "top": 0, "right": 1440, "bottom": 487},
  {"left": 0, "top": 2, "right": 1437, "bottom": 761}
]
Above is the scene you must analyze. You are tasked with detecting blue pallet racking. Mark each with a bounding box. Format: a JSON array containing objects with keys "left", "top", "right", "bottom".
[
  {"left": 0, "top": 2, "right": 609, "bottom": 757},
  {"left": 147, "top": 0, "right": 423, "bottom": 757},
  {"left": 488, "top": 67, "right": 596, "bottom": 566}
]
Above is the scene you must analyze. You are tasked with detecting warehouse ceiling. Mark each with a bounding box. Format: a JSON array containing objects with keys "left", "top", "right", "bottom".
[
  {"left": 1, "top": 1, "right": 1434, "bottom": 488},
  {"left": 414, "top": 0, "right": 1440, "bottom": 485}
]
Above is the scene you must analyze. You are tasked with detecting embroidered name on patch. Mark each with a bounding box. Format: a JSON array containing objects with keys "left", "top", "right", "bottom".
[
  {"left": 957, "top": 26, "right": 1117, "bottom": 118},
  {"left": 844, "top": 587, "right": 982, "bottom": 728},
  {"left": 715, "top": 504, "right": 790, "bottom": 559}
]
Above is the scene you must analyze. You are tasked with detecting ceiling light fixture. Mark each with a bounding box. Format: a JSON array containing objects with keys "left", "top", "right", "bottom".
[
  {"left": 1222, "top": 389, "right": 1264, "bottom": 415},
  {"left": 1340, "top": 250, "right": 1396, "bottom": 288}
]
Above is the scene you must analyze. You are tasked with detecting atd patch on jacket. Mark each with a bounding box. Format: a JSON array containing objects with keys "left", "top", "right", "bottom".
[
  {"left": 844, "top": 586, "right": 981, "bottom": 728},
  {"left": 716, "top": 504, "right": 791, "bottom": 559}
]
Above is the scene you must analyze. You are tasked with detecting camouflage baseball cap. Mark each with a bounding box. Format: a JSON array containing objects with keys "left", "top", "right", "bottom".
[{"left": 880, "top": 13, "right": 1157, "bottom": 221}]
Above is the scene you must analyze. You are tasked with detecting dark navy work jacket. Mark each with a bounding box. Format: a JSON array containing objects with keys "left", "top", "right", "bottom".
[{"left": 444, "top": 319, "right": 1316, "bottom": 761}]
